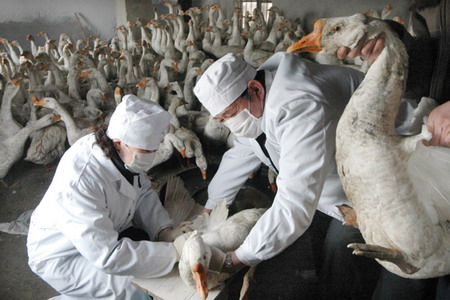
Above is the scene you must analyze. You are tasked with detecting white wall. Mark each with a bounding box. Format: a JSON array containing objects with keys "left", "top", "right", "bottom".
[{"left": 0, "top": 0, "right": 117, "bottom": 50}]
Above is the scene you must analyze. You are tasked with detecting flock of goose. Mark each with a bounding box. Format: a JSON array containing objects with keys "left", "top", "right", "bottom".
[{"left": 0, "top": 2, "right": 401, "bottom": 187}]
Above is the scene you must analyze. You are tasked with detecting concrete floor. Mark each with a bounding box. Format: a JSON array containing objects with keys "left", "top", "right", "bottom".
[{"left": 0, "top": 159, "right": 59, "bottom": 299}]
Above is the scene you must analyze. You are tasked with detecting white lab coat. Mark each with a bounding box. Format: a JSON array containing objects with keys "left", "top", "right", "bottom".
[
  {"left": 27, "top": 134, "right": 177, "bottom": 299},
  {"left": 206, "top": 53, "right": 366, "bottom": 266}
]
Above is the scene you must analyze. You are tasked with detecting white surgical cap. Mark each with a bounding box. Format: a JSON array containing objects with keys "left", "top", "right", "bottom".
[
  {"left": 193, "top": 53, "right": 256, "bottom": 116},
  {"left": 107, "top": 94, "right": 170, "bottom": 150}
]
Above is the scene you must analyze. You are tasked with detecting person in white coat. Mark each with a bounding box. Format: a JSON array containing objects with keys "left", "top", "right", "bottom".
[
  {"left": 192, "top": 52, "right": 416, "bottom": 299},
  {"left": 27, "top": 95, "right": 191, "bottom": 300}
]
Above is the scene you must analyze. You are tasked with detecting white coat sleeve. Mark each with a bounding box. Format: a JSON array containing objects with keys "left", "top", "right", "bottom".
[
  {"left": 56, "top": 178, "right": 177, "bottom": 278},
  {"left": 235, "top": 100, "right": 335, "bottom": 265},
  {"left": 133, "top": 177, "right": 174, "bottom": 240},
  {"left": 205, "top": 136, "right": 262, "bottom": 210}
]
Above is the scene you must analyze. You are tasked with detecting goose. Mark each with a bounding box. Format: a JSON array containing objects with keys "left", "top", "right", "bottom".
[
  {"left": 208, "top": 26, "right": 244, "bottom": 59},
  {"left": 0, "top": 113, "right": 60, "bottom": 186},
  {"left": 157, "top": 58, "right": 180, "bottom": 89},
  {"left": 0, "top": 38, "right": 20, "bottom": 66},
  {"left": 152, "top": 132, "right": 186, "bottom": 168},
  {"left": 243, "top": 32, "right": 273, "bottom": 68},
  {"left": 136, "top": 77, "right": 160, "bottom": 104},
  {"left": 179, "top": 199, "right": 267, "bottom": 299},
  {"left": 138, "top": 41, "right": 157, "bottom": 77},
  {"left": 32, "top": 96, "right": 91, "bottom": 146},
  {"left": 0, "top": 78, "right": 24, "bottom": 141},
  {"left": 26, "top": 34, "right": 39, "bottom": 57},
  {"left": 267, "top": 168, "right": 277, "bottom": 193},
  {"left": 24, "top": 122, "right": 67, "bottom": 168},
  {"left": 202, "top": 115, "right": 231, "bottom": 147},
  {"left": 67, "top": 67, "right": 82, "bottom": 100},
  {"left": 183, "top": 67, "right": 203, "bottom": 110},
  {"left": 259, "top": 16, "right": 285, "bottom": 52},
  {"left": 174, "top": 127, "right": 207, "bottom": 180},
  {"left": 114, "top": 87, "right": 122, "bottom": 106},
  {"left": 288, "top": 13, "right": 450, "bottom": 278}
]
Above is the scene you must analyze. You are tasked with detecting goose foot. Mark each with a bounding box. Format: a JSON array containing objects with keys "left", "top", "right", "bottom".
[
  {"left": 348, "top": 243, "right": 420, "bottom": 274},
  {"left": 239, "top": 266, "right": 257, "bottom": 300},
  {"left": 337, "top": 204, "right": 358, "bottom": 227}
]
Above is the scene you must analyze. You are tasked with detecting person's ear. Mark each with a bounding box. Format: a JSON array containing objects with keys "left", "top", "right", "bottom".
[
  {"left": 248, "top": 80, "right": 265, "bottom": 100},
  {"left": 112, "top": 139, "right": 122, "bottom": 151}
]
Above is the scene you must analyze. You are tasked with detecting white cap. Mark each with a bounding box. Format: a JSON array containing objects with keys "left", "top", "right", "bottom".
[
  {"left": 193, "top": 53, "right": 256, "bottom": 116},
  {"left": 107, "top": 94, "right": 170, "bottom": 150}
]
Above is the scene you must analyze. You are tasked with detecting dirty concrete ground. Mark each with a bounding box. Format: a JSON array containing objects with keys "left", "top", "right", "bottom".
[{"left": 0, "top": 159, "right": 59, "bottom": 300}]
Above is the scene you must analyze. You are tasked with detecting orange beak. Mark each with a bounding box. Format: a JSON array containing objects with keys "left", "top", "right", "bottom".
[
  {"left": 32, "top": 96, "right": 44, "bottom": 106},
  {"left": 136, "top": 78, "right": 147, "bottom": 87},
  {"left": 192, "top": 264, "right": 208, "bottom": 300},
  {"left": 287, "top": 19, "right": 324, "bottom": 53},
  {"left": 201, "top": 170, "right": 207, "bottom": 180},
  {"left": 270, "top": 183, "right": 278, "bottom": 193},
  {"left": 179, "top": 149, "right": 186, "bottom": 158},
  {"left": 53, "top": 115, "right": 62, "bottom": 122}
]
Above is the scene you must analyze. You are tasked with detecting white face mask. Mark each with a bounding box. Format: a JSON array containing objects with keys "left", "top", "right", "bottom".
[
  {"left": 223, "top": 97, "right": 263, "bottom": 138},
  {"left": 123, "top": 144, "right": 156, "bottom": 173}
]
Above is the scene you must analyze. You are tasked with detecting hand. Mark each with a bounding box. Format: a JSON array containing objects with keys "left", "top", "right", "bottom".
[
  {"left": 337, "top": 33, "right": 385, "bottom": 64},
  {"left": 173, "top": 233, "right": 190, "bottom": 261},
  {"left": 158, "top": 221, "right": 193, "bottom": 242},
  {"left": 200, "top": 207, "right": 212, "bottom": 215},
  {"left": 425, "top": 101, "right": 450, "bottom": 147},
  {"left": 208, "top": 245, "right": 226, "bottom": 273}
]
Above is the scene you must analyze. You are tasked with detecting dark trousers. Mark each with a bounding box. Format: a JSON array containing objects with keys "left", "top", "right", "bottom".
[{"left": 229, "top": 211, "right": 448, "bottom": 300}]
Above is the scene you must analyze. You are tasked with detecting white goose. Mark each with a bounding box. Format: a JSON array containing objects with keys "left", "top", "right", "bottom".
[
  {"left": 0, "top": 114, "right": 60, "bottom": 186},
  {"left": 179, "top": 199, "right": 267, "bottom": 299},
  {"left": 33, "top": 96, "right": 91, "bottom": 146},
  {"left": 243, "top": 32, "right": 273, "bottom": 68},
  {"left": 0, "top": 78, "right": 23, "bottom": 141},
  {"left": 288, "top": 13, "right": 450, "bottom": 278}
]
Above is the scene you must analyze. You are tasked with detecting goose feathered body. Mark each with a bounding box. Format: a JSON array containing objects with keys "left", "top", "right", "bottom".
[
  {"left": 289, "top": 14, "right": 450, "bottom": 278},
  {"left": 334, "top": 16, "right": 450, "bottom": 279}
]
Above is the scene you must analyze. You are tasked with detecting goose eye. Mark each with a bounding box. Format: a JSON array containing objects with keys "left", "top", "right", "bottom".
[{"left": 332, "top": 26, "right": 341, "bottom": 32}]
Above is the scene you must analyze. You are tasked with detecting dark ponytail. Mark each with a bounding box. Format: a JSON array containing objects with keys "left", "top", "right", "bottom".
[{"left": 92, "top": 124, "right": 115, "bottom": 158}]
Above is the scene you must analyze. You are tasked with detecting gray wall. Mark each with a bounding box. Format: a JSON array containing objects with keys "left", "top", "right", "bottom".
[
  {"left": 193, "top": 0, "right": 412, "bottom": 32},
  {"left": 0, "top": 0, "right": 117, "bottom": 51},
  {"left": 273, "top": 0, "right": 411, "bottom": 32},
  {"left": 0, "top": 0, "right": 412, "bottom": 52}
]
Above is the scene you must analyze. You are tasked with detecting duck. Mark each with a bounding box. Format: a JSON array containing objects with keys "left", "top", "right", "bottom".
[
  {"left": 179, "top": 199, "right": 267, "bottom": 299},
  {"left": 288, "top": 13, "right": 450, "bottom": 278},
  {"left": 0, "top": 113, "right": 60, "bottom": 186},
  {"left": 32, "top": 96, "right": 91, "bottom": 146}
]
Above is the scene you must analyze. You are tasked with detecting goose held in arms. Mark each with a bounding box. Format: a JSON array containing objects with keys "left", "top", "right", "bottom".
[{"left": 288, "top": 13, "right": 450, "bottom": 279}]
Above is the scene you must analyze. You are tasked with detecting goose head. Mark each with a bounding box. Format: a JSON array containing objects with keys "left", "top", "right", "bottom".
[
  {"left": 287, "top": 13, "right": 372, "bottom": 56},
  {"left": 32, "top": 96, "right": 59, "bottom": 110},
  {"left": 179, "top": 231, "right": 211, "bottom": 300}
]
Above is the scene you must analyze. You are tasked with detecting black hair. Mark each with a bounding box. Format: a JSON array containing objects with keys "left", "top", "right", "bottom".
[{"left": 92, "top": 124, "right": 115, "bottom": 158}]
